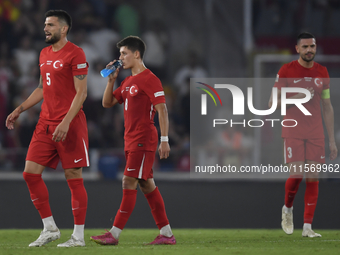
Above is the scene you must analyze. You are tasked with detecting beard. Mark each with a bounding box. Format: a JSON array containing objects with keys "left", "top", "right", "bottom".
[
  {"left": 300, "top": 53, "right": 315, "bottom": 62},
  {"left": 45, "top": 32, "right": 61, "bottom": 44}
]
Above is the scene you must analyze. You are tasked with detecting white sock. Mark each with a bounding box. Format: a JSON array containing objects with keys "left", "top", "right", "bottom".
[
  {"left": 42, "top": 216, "right": 58, "bottom": 231},
  {"left": 110, "top": 226, "right": 122, "bottom": 240},
  {"left": 72, "top": 224, "right": 85, "bottom": 240},
  {"left": 303, "top": 223, "right": 312, "bottom": 230},
  {"left": 283, "top": 205, "right": 293, "bottom": 214},
  {"left": 160, "top": 224, "right": 173, "bottom": 237}
]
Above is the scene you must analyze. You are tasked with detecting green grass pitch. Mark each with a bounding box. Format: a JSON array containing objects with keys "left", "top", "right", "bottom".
[{"left": 0, "top": 229, "right": 339, "bottom": 255}]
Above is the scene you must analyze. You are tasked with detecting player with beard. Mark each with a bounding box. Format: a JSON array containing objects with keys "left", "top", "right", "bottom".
[
  {"left": 6, "top": 10, "right": 89, "bottom": 247},
  {"left": 268, "top": 32, "right": 337, "bottom": 237}
]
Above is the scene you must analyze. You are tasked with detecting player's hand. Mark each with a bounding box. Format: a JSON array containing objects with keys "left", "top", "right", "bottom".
[
  {"left": 329, "top": 141, "right": 338, "bottom": 160},
  {"left": 52, "top": 120, "right": 70, "bottom": 142},
  {"left": 5, "top": 108, "right": 21, "bottom": 130},
  {"left": 295, "top": 87, "right": 314, "bottom": 99},
  {"left": 158, "top": 142, "right": 170, "bottom": 159},
  {"left": 107, "top": 60, "right": 120, "bottom": 82},
  {"left": 306, "top": 87, "right": 314, "bottom": 99}
]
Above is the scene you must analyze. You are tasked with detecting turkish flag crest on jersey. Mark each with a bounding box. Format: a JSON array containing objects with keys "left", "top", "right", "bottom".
[
  {"left": 129, "top": 84, "right": 139, "bottom": 96},
  {"left": 314, "top": 78, "right": 323, "bottom": 87},
  {"left": 53, "top": 59, "right": 64, "bottom": 71}
]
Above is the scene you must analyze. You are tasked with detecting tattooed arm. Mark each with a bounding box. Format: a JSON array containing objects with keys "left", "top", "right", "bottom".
[
  {"left": 51, "top": 74, "right": 88, "bottom": 142},
  {"left": 6, "top": 75, "right": 44, "bottom": 130}
]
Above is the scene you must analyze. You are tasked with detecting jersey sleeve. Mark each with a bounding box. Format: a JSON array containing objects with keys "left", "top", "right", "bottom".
[
  {"left": 113, "top": 83, "right": 124, "bottom": 104},
  {"left": 39, "top": 48, "right": 47, "bottom": 68},
  {"left": 39, "top": 50, "right": 43, "bottom": 66},
  {"left": 274, "top": 64, "right": 288, "bottom": 89},
  {"left": 71, "top": 47, "right": 89, "bottom": 76},
  {"left": 143, "top": 75, "right": 166, "bottom": 105},
  {"left": 322, "top": 67, "right": 330, "bottom": 90}
]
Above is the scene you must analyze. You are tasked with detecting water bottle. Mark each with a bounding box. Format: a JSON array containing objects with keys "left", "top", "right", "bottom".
[{"left": 100, "top": 60, "right": 123, "bottom": 77}]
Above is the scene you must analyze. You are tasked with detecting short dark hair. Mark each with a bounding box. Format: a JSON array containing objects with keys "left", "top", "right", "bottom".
[
  {"left": 45, "top": 10, "right": 72, "bottom": 34},
  {"left": 117, "top": 36, "right": 146, "bottom": 59},
  {"left": 297, "top": 32, "right": 315, "bottom": 44}
]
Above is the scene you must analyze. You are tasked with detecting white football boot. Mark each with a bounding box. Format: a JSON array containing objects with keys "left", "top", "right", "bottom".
[
  {"left": 57, "top": 235, "right": 85, "bottom": 247},
  {"left": 281, "top": 205, "right": 294, "bottom": 234},
  {"left": 29, "top": 229, "right": 61, "bottom": 247},
  {"left": 302, "top": 226, "right": 322, "bottom": 238}
]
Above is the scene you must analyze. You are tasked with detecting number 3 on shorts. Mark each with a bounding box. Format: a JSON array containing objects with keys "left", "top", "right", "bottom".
[{"left": 287, "top": 147, "right": 292, "bottom": 158}]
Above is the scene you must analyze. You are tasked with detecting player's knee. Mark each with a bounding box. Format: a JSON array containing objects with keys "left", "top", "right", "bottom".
[
  {"left": 138, "top": 182, "right": 148, "bottom": 194},
  {"left": 23, "top": 171, "right": 41, "bottom": 184},
  {"left": 138, "top": 179, "right": 156, "bottom": 194},
  {"left": 305, "top": 170, "right": 319, "bottom": 180},
  {"left": 64, "top": 168, "right": 82, "bottom": 179},
  {"left": 23, "top": 171, "right": 30, "bottom": 182},
  {"left": 306, "top": 174, "right": 319, "bottom": 182},
  {"left": 139, "top": 185, "right": 153, "bottom": 194},
  {"left": 24, "top": 161, "right": 45, "bottom": 175},
  {"left": 122, "top": 175, "right": 138, "bottom": 189}
]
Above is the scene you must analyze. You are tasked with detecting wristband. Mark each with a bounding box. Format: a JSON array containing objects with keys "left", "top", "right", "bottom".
[{"left": 160, "top": 136, "right": 169, "bottom": 142}]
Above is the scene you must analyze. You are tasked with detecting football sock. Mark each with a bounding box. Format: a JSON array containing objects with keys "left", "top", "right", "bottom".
[
  {"left": 160, "top": 224, "right": 173, "bottom": 237},
  {"left": 304, "top": 181, "right": 319, "bottom": 224},
  {"left": 109, "top": 226, "right": 122, "bottom": 240},
  {"left": 67, "top": 178, "right": 87, "bottom": 239},
  {"left": 283, "top": 205, "right": 293, "bottom": 214},
  {"left": 23, "top": 172, "right": 52, "bottom": 219},
  {"left": 73, "top": 224, "right": 85, "bottom": 240},
  {"left": 144, "top": 187, "right": 171, "bottom": 236},
  {"left": 113, "top": 189, "right": 137, "bottom": 232},
  {"left": 42, "top": 216, "right": 58, "bottom": 231},
  {"left": 285, "top": 175, "right": 303, "bottom": 208},
  {"left": 303, "top": 223, "right": 312, "bottom": 230}
]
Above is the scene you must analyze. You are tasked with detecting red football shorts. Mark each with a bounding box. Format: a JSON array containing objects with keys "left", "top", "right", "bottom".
[
  {"left": 284, "top": 138, "right": 325, "bottom": 164},
  {"left": 26, "top": 113, "right": 90, "bottom": 169},
  {"left": 124, "top": 150, "right": 155, "bottom": 180}
]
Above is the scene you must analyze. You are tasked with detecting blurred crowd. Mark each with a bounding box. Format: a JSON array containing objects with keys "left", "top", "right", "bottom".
[
  {"left": 2, "top": 0, "right": 340, "bottom": 173},
  {"left": 0, "top": 0, "right": 213, "bottom": 172},
  {"left": 253, "top": 0, "right": 340, "bottom": 37}
]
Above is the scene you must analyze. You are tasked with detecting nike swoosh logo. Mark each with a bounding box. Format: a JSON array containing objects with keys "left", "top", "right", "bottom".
[
  {"left": 294, "top": 79, "right": 302, "bottom": 83},
  {"left": 32, "top": 198, "right": 39, "bottom": 202},
  {"left": 40, "top": 63, "right": 45, "bottom": 67},
  {"left": 307, "top": 203, "right": 315, "bottom": 206},
  {"left": 321, "top": 156, "right": 325, "bottom": 159},
  {"left": 74, "top": 158, "right": 83, "bottom": 163},
  {"left": 127, "top": 168, "right": 135, "bottom": 171},
  {"left": 72, "top": 207, "right": 79, "bottom": 211},
  {"left": 120, "top": 210, "right": 128, "bottom": 213}
]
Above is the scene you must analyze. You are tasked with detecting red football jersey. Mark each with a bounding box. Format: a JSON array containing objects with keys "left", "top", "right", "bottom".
[
  {"left": 113, "top": 69, "right": 166, "bottom": 151},
  {"left": 274, "top": 60, "right": 330, "bottom": 139},
  {"left": 39, "top": 41, "right": 88, "bottom": 124}
]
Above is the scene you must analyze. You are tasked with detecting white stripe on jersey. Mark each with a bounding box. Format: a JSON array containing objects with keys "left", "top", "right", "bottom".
[
  {"left": 138, "top": 153, "right": 146, "bottom": 179},
  {"left": 82, "top": 138, "right": 90, "bottom": 167},
  {"left": 150, "top": 104, "right": 153, "bottom": 120},
  {"left": 283, "top": 140, "right": 286, "bottom": 164}
]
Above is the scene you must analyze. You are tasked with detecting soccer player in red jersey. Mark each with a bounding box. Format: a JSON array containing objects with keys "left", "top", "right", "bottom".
[
  {"left": 268, "top": 32, "right": 337, "bottom": 237},
  {"left": 90, "top": 36, "right": 176, "bottom": 245},
  {"left": 6, "top": 10, "right": 89, "bottom": 247}
]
